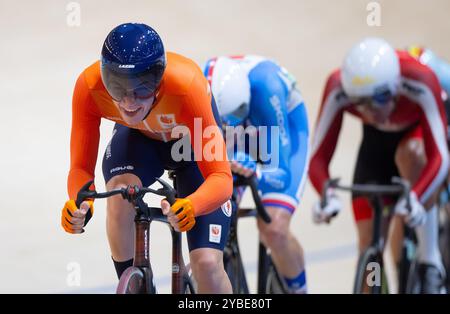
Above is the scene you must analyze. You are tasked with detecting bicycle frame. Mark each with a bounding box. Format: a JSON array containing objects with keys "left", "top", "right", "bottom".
[
  {"left": 76, "top": 178, "right": 193, "bottom": 294},
  {"left": 322, "top": 177, "right": 411, "bottom": 294},
  {"left": 132, "top": 201, "right": 190, "bottom": 293},
  {"left": 223, "top": 207, "right": 251, "bottom": 293},
  {"left": 225, "top": 176, "right": 288, "bottom": 294},
  {"left": 368, "top": 195, "right": 385, "bottom": 252},
  {"left": 257, "top": 242, "right": 272, "bottom": 293}
]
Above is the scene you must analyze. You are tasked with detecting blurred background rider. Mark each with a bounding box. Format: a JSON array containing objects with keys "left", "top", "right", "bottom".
[
  {"left": 204, "top": 55, "right": 310, "bottom": 293},
  {"left": 310, "top": 38, "right": 449, "bottom": 293}
]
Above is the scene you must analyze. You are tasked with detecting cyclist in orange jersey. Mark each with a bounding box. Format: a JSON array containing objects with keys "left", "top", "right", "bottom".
[{"left": 61, "top": 23, "right": 233, "bottom": 293}]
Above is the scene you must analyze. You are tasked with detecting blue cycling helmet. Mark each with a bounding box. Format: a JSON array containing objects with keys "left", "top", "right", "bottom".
[{"left": 101, "top": 23, "right": 166, "bottom": 101}]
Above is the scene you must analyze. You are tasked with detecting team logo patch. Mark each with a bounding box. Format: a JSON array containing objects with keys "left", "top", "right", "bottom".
[
  {"left": 221, "top": 200, "right": 232, "bottom": 217},
  {"left": 209, "top": 224, "right": 222, "bottom": 244},
  {"left": 157, "top": 114, "right": 176, "bottom": 129}
]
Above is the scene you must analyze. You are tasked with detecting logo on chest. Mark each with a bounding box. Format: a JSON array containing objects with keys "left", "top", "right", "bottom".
[{"left": 157, "top": 114, "right": 177, "bottom": 129}]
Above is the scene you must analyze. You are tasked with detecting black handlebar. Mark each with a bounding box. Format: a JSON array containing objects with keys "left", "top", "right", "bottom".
[
  {"left": 76, "top": 175, "right": 272, "bottom": 223},
  {"left": 321, "top": 176, "right": 412, "bottom": 211},
  {"left": 76, "top": 177, "right": 177, "bottom": 207},
  {"left": 234, "top": 175, "right": 272, "bottom": 224}
]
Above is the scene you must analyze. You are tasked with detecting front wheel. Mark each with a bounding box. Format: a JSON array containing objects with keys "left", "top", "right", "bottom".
[
  {"left": 224, "top": 250, "right": 249, "bottom": 294},
  {"left": 265, "top": 263, "right": 288, "bottom": 294},
  {"left": 116, "top": 267, "right": 155, "bottom": 294},
  {"left": 405, "top": 259, "right": 420, "bottom": 294},
  {"left": 353, "top": 247, "right": 388, "bottom": 294},
  {"left": 439, "top": 203, "right": 450, "bottom": 292},
  {"left": 183, "top": 263, "right": 196, "bottom": 294}
]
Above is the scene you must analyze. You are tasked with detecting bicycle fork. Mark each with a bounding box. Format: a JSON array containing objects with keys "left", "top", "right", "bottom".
[
  {"left": 133, "top": 215, "right": 156, "bottom": 293},
  {"left": 371, "top": 196, "right": 384, "bottom": 251},
  {"left": 171, "top": 228, "right": 188, "bottom": 294},
  {"left": 368, "top": 195, "right": 387, "bottom": 293},
  {"left": 257, "top": 241, "right": 270, "bottom": 293}
]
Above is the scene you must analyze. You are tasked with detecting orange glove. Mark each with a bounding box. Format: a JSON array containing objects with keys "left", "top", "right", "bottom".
[
  {"left": 61, "top": 199, "right": 94, "bottom": 234},
  {"left": 161, "top": 198, "right": 196, "bottom": 232}
]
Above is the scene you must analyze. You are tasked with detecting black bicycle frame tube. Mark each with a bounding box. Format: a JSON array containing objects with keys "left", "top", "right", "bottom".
[
  {"left": 257, "top": 241, "right": 270, "bottom": 293},
  {"left": 168, "top": 173, "right": 188, "bottom": 294},
  {"left": 171, "top": 228, "right": 185, "bottom": 294},
  {"left": 231, "top": 175, "right": 274, "bottom": 293},
  {"left": 370, "top": 195, "right": 383, "bottom": 250}
]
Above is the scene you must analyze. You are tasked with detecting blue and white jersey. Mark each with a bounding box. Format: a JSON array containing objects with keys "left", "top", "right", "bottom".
[{"left": 204, "top": 55, "right": 310, "bottom": 213}]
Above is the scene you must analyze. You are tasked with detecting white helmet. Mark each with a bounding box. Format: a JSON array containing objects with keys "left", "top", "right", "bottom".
[
  {"left": 207, "top": 57, "right": 251, "bottom": 125},
  {"left": 341, "top": 37, "right": 400, "bottom": 99}
]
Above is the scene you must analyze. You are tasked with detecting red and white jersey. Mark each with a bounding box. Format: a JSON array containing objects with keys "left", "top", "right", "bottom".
[{"left": 309, "top": 51, "right": 449, "bottom": 203}]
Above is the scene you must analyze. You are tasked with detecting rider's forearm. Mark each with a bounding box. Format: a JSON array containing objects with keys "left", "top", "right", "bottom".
[
  {"left": 188, "top": 171, "right": 233, "bottom": 216},
  {"left": 68, "top": 128, "right": 99, "bottom": 200},
  {"left": 309, "top": 155, "right": 331, "bottom": 195},
  {"left": 68, "top": 125, "right": 100, "bottom": 200},
  {"left": 413, "top": 146, "right": 449, "bottom": 204},
  {"left": 309, "top": 72, "right": 346, "bottom": 195},
  {"left": 412, "top": 89, "right": 449, "bottom": 203},
  {"left": 67, "top": 168, "right": 96, "bottom": 201},
  {"left": 68, "top": 72, "right": 101, "bottom": 201}
]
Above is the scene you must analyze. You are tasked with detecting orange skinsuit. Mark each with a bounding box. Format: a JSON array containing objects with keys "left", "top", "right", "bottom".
[{"left": 68, "top": 52, "right": 232, "bottom": 216}]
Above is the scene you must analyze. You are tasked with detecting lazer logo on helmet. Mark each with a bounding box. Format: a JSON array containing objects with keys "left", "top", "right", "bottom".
[{"left": 118, "top": 64, "right": 135, "bottom": 69}]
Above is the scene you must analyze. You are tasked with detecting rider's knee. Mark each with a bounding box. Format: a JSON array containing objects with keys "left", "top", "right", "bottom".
[
  {"left": 358, "top": 235, "right": 372, "bottom": 254},
  {"left": 259, "top": 219, "right": 290, "bottom": 249},
  {"left": 191, "top": 250, "right": 223, "bottom": 280},
  {"left": 395, "top": 139, "right": 425, "bottom": 180},
  {"left": 106, "top": 173, "right": 142, "bottom": 219},
  {"left": 106, "top": 173, "right": 143, "bottom": 190},
  {"left": 356, "top": 219, "right": 373, "bottom": 253}
]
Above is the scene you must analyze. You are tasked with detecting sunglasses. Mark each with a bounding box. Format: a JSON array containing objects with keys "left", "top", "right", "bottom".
[
  {"left": 223, "top": 103, "right": 250, "bottom": 126},
  {"left": 102, "top": 63, "right": 165, "bottom": 102},
  {"left": 109, "top": 84, "right": 158, "bottom": 102},
  {"left": 351, "top": 89, "right": 394, "bottom": 108}
]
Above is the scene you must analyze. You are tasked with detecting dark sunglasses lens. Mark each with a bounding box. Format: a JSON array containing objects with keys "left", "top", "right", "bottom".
[
  {"left": 134, "top": 86, "right": 155, "bottom": 99},
  {"left": 232, "top": 103, "right": 249, "bottom": 120},
  {"left": 351, "top": 97, "right": 370, "bottom": 106},
  {"left": 372, "top": 90, "right": 393, "bottom": 105},
  {"left": 109, "top": 86, "right": 126, "bottom": 101}
]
